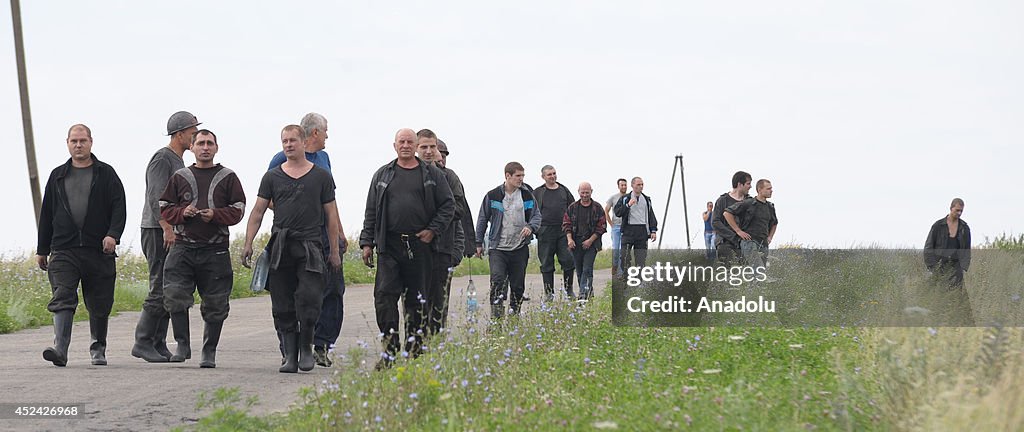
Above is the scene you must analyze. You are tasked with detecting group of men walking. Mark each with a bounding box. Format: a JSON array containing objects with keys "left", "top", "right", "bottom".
[
  {"left": 705, "top": 171, "right": 778, "bottom": 269},
  {"left": 31, "top": 116, "right": 783, "bottom": 373},
  {"left": 36, "top": 111, "right": 349, "bottom": 373}
]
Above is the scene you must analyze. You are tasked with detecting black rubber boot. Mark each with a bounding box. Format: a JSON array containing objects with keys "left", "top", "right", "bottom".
[
  {"left": 298, "top": 323, "right": 315, "bottom": 372},
  {"left": 154, "top": 313, "right": 173, "bottom": 360},
  {"left": 42, "top": 310, "right": 74, "bottom": 367},
  {"left": 542, "top": 272, "right": 555, "bottom": 302},
  {"left": 279, "top": 331, "right": 298, "bottom": 373},
  {"left": 199, "top": 321, "right": 223, "bottom": 369},
  {"left": 563, "top": 272, "right": 575, "bottom": 299},
  {"left": 169, "top": 311, "right": 191, "bottom": 362},
  {"left": 491, "top": 304, "right": 505, "bottom": 320},
  {"left": 374, "top": 331, "right": 399, "bottom": 371},
  {"left": 131, "top": 309, "right": 169, "bottom": 362},
  {"left": 89, "top": 315, "right": 108, "bottom": 366}
]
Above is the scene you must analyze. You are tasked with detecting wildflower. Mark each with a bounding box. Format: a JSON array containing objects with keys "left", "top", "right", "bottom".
[
  {"left": 927, "top": 327, "right": 938, "bottom": 336},
  {"left": 409, "top": 393, "right": 418, "bottom": 399},
  {"left": 375, "top": 416, "right": 382, "bottom": 423}
]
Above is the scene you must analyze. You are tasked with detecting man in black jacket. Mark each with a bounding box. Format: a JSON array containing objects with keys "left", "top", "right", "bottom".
[
  {"left": 613, "top": 177, "right": 658, "bottom": 269},
  {"left": 36, "top": 124, "right": 127, "bottom": 367},
  {"left": 360, "top": 128, "right": 454, "bottom": 370},
  {"left": 415, "top": 129, "right": 466, "bottom": 336},
  {"left": 924, "top": 198, "right": 973, "bottom": 325},
  {"left": 533, "top": 165, "right": 576, "bottom": 301}
]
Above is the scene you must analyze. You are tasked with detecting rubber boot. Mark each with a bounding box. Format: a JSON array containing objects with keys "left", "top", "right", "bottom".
[
  {"left": 563, "top": 271, "right": 575, "bottom": 300},
  {"left": 131, "top": 309, "right": 169, "bottom": 362},
  {"left": 374, "top": 331, "right": 399, "bottom": 371},
  {"left": 89, "top": 315, "right": 108, "bottom": 366},
  {"left": 491, "top": 304, "right": 505, "bottom": 320},
  {"left": 298, "top": 324, "right": 315, "bottom": 372},
  {"left": 542, "top": 272, "right": 555, "bottom": 302},
  {"left": 43, "top": 310, "right": 74, "bottom": 367},
  {"left": 169, "top": 311, "right": 191, "bottom": 362},
  {"left": 279, "top": 331, "right": 299, "bottom": 373},
  {"left": 199, "top": 321, "right": 223, "bottom": 369},
  {"left": 154, "top": 313, "right": 173, "bottom": 360}
]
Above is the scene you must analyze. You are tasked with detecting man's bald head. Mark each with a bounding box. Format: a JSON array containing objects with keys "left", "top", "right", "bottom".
[
  {"left": 578, "top": 181, "right": 593, "bottom": 202},
  {"left": 393, "top": 128, "right": 418, "bottom": 161},
  {"left": 395, "top": 128, "right": 416, "bottom": 142},
  {"left": 67, "top": 124, "right": 92, "bottom": 140}
]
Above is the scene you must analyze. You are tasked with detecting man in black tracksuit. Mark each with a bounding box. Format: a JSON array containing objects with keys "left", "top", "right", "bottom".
[
  {"left": 36, "top": 124, "right": 127, "bottom": 367},
  {"left": 533, "top": 165, "right": 576, "bottom": 301},
  {"left": 613, "top": 177, "right": 658, "bottom": 269},
  {"left": 360, "top": 128, "right": 454, "bottom": 370}
]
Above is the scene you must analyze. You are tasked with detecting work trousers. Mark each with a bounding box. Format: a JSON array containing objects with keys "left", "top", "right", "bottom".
[
  {"left": 141, "top": 228, "right": 169, "bottom": 316},
  {"left": 374, "top": 233, "right": 432, "bottom": 355},
  {"left": 162, "top": 244, "right": 233, "bottom": 323},
  {"left": 268, "top": 240, "right": 325, "bottom": 333},
  {"left": 488, "top": 247, "right": 530, "bottom": 314},
  {"left": 46, "top": 247, "right": 116, "bottom": 318}
]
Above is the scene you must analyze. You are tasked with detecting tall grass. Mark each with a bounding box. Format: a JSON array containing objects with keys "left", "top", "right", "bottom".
[{"left": 183, "top": 243, "right": 1024, "bottom": 430}]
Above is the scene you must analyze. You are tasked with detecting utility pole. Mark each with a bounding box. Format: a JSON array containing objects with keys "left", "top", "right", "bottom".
[
  {"left": 658, "top": 154, "right": 690, "bottom": 249},
  {"left": 11, "top": 0, "right": 42, "bottom": 228}
]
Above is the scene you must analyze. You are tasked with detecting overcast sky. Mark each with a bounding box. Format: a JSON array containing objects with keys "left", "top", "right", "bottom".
[{"left": 1, "top": 1, "right": 1020, "bottom": 255}]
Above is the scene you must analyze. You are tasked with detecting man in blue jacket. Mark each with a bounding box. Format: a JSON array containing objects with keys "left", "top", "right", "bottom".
[
  {"left": 475, "top": 162, "right": 543, "bottom": 319},
  {"left": 37, "top": 124, "right": 127, "bottom": 367}
]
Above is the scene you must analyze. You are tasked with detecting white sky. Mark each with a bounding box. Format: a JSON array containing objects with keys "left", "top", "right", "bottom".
[{"left": 1, "top": 1, "right": 1020, "bottom": 255}]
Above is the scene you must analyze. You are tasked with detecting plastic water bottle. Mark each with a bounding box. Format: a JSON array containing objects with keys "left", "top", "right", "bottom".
[{"left": 466, "top": 277, "right": 478, "bottom": 314}]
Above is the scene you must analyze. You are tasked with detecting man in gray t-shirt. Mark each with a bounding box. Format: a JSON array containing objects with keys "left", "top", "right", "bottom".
[{"left": 131, "top": 111, "right": 199, "bottom": 363}]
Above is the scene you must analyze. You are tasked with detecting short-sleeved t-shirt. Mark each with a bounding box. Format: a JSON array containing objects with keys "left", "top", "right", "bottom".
[
  {"left": 725, "top": 198, "right": 777, "bottom": 243},
  {"left": 606, "top": 192, "right": 625, "bottom": 226},
  {"left": 257, "top": 165, "right": 336, "bottom": 241},
  {"left": 268, "top": 150, "right": 332, "bottom": 172}
]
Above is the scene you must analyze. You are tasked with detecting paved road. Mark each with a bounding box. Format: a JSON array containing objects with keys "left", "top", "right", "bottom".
[{"left": 0, "top": 272, "right": 610, "bottom": 431}]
